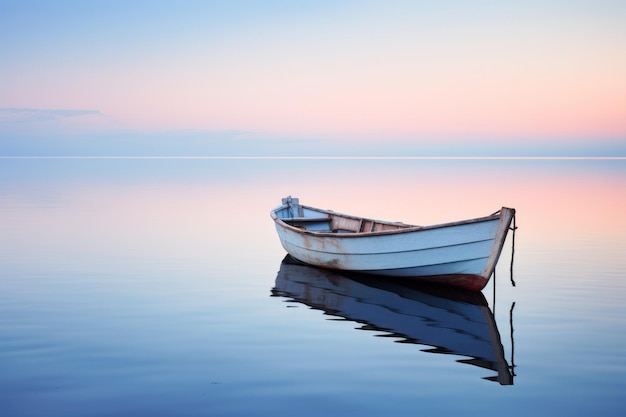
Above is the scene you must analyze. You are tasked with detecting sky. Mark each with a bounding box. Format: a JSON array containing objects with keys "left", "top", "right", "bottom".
[{"left": 1, "top": 0, "right": 625, "bottom": 156}]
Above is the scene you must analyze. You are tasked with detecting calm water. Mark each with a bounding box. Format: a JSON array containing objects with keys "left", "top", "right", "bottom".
[{"left": 1, "top": 158, "right": 625, "bottom": 417}]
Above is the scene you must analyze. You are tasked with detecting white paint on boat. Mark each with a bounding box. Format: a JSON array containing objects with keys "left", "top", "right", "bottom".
[{"left": 271, "top": 197, "right": 515, "bottom": 291}]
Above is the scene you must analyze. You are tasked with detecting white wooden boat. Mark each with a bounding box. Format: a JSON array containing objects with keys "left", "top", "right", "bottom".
[
  {"left": 271, "top": 196, "right": 516, "bottom": 291},
  {"left": 272, "top": 256, "right": 515, "bottom": 385}
]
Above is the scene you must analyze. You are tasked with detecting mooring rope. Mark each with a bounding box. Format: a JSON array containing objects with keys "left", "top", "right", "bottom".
[
  {"left": 509, "top": 213, "right": 517, "bottom": 287},
  {"left": 509, "top": 301, "right": 517, "bottom": 378}
]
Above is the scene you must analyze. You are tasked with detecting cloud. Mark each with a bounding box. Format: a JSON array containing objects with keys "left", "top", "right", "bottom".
[
  {"left": 0, "top": 107, "right": 110, "bottom": 137},
  {"left": 0, "top": 108, "right": 103, "bottom": 123}
]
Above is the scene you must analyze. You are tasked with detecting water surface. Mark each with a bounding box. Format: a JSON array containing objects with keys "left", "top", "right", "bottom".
[{"left": 1, "top": 158, "right": 625, "bottom": 416}]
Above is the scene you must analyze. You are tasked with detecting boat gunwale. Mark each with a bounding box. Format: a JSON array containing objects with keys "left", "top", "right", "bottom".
[{"left": 271, "top": 203, "right": 507, "bottom": 238}]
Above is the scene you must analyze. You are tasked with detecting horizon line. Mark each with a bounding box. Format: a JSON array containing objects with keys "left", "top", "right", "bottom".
[{"left": 0, "top": 156, "right": 625, "bottom": 161}]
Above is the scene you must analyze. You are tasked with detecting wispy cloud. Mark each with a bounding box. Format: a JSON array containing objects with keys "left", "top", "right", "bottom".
[
  {"left": 0, "top": 107, "right": 110, "bottom": 137},
  {"left": 0, "top": 108, "right": 103, "bottom": 123}
]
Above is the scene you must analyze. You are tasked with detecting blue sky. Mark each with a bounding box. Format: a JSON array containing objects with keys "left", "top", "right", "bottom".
[{"left": 1, "top": 1, "right": 625, "bottom": 156}]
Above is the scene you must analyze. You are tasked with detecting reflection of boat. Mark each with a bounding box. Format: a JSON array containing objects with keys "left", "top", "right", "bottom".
[
  {"left": 271, "top": 197, "right": 516, "bottom": 291},
  {"left": 272, "top": 256, "right": 515, "bottom": 385}
]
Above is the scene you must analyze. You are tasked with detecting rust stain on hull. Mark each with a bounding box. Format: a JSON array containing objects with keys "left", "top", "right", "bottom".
[{"left": 396, "top": 273, "right": 490, "bottom": 292}]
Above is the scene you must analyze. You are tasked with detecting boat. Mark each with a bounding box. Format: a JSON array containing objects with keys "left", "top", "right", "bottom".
[
  {"left": 272, "top": 256, "right": 515, "bottom": 385},
  {"left": 271, "top": 196, "right": 516, "bottom": 291}
]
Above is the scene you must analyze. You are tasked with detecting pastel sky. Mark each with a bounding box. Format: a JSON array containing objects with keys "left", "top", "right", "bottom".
[{"left": 1, "top": 0, "right": 625, "bottom": 155}]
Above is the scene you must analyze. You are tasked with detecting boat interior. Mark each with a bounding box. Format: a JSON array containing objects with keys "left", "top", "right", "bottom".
[
  {"left": 281, "top": 209, "right": 414, "bottom": 234},
  {"left": 276, "top": 197, "right": 416, "bottom": 234}
]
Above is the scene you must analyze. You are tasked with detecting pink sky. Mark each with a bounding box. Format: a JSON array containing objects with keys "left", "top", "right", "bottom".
[{"left": 1, "top": 1, "right": 625, "bottom": 148}]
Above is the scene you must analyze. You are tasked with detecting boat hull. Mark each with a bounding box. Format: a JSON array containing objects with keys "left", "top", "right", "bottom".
[{"left": 271, "top": 197, "right": 515, "bottom": 291}]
